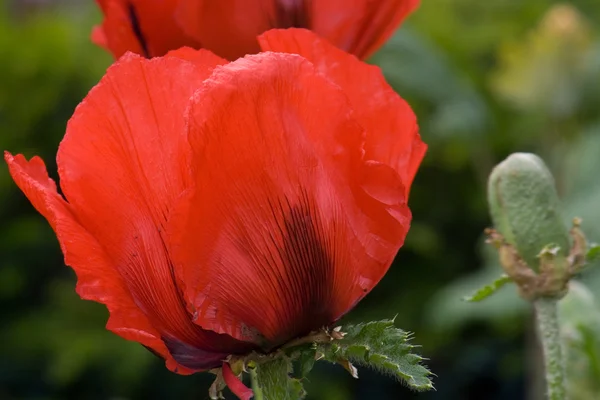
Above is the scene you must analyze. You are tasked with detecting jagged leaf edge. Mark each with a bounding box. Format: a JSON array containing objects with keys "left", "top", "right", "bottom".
[{"left": 318, "top": 319, "right": 434, "bottom": 391}]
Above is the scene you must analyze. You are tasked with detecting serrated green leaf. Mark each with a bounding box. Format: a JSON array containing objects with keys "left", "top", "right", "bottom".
[
  {"left": 462, "top": 274, "right": 512, "bottom": 302},
  {"left": 255, "top": 357, "right": 306, "bottom": 400},
  {"left": 587, "top": 244, "right": 600, "bottom": 262},
  {"left": 319, "top": 319, "right": 433, "bottom": 391}
]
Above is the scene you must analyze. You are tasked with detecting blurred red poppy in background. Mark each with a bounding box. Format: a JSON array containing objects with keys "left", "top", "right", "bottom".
[
  {"left": 94, "top": 0, "right": 420, "bottom": 59},
  {"left": 92, "top": 0, "right": 201, "bottom": 58},
  {"left": 6, "top": 27, "right": 425, "bottom": 384}
]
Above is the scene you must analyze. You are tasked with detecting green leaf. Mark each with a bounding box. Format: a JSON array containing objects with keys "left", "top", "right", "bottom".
[
  {"left": 462, "top": 274, "right": 513, "bottom": 302},
  {"left": 254, "top": 357, "right": 306, "bottom": 400},
  {"left": 587, "top": 244, "right": 600, "bottom": 263},
  {"left": 296, "top": 347, "right": 316, "bottom": 378},
  {"left": 319, "top": 319, "right": 433, "bottom": 391}
]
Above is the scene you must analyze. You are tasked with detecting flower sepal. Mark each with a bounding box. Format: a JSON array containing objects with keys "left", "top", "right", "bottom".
[
  {"left": 483, "top": 218, "right": 590, "bottom": 301},
  {"left": 216, "top": 320, "right": 433, "bottom": 399}
]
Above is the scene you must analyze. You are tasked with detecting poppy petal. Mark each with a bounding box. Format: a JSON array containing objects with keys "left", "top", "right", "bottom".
[
  {"left": 91, "top": 25, "right": 108, "bottom": 49},
  {"left": 165, "top": 47, "right": 228, "bottom": 67},
  {"left": 310, "top": 0, "right": 420, "bottom": 59},
  {"left": 222, "top": 362, "right": 253, "bottom": 400},
  {"left": 92, "top": 1, "right": 145, "bottom": 58},
  {"left": 259, "top": 28, "right": 427, "bottom": 195},
  {"left": 55, "top": 52, "right": 250, "bottom": 370},
  {"left": 4, "top": 152, "right": 194, "bottom": 373},
  {"left": 170, "top": 53, "right": 411, "bottom": 348},
  {"left": 94, "top": 0, "right": 200, "bottom": 58},
  {"left": 176, "top": 0, "right": 275, "bottom": 60}
]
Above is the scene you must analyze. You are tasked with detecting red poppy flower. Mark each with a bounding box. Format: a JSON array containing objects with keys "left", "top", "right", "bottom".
[
  {"left": 6, "top": 28, "right": 425, "bottom": 383},
  {"left": 94, "top": 0, "right": 419, "bottom": 60}
]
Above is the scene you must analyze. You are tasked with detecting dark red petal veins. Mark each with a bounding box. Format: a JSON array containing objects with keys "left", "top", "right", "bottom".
[
  {"left": 4, "top": 152, "right": 193, "bottom": 373},
  {"left": 222, "top": 362, "right": 253, "bottom": 400},
  {"left": 55, "top": 53, "right": 252, "bottom": 371},
  {"left": 170, "top": 53, "right": 409, "bottom": 348}
]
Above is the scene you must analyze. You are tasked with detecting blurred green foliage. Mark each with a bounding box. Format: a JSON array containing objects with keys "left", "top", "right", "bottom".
[{"left": 1, "top": 1, "right": 599, "bottom": 399}]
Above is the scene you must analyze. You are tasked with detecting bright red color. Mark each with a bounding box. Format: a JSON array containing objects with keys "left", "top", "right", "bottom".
[
  {"left": 93, "top": 0, "right": 419, "bottom": 60},
  {"left": 6, "top": 29, "right": 425, "bottom": 383},
  {"left": 222, "top": 362, "right": 254, "bottom": 400},
  {"left": 93, "top": 0, "right": 201, "bottom": 58}
]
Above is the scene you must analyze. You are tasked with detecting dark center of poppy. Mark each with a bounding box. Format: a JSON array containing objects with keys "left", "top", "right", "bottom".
[
  {"left": 261, "top": 192, "right": 337, "bottom": 348},
  {"left": 274, "top": 0, "right": 311, "bottom": 29}
]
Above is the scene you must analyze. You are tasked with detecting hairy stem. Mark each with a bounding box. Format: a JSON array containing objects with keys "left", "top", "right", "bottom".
[
  {"left": 534, "top": 297, "right": 567, "bottom": 400},
  {"left": 248, "top": 363, "right": 264, "bottom": 400}
]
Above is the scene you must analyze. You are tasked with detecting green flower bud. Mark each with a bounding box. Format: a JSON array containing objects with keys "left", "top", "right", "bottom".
[{"left": 487, "top": 153, "right": 570, "bottom": 271}]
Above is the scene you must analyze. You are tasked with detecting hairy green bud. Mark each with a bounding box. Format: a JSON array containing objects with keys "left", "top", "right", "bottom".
[{"left": 487, "top": 153, "right": 570, "bottom": 271}]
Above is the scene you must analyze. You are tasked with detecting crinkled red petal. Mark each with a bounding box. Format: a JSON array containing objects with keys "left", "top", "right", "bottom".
[
  {"left": 170, "top": 52, "right": 412, "bottom": 348},
  {"left": 7, "top": 50, "right": 256, "bottom": 373},
  {"left": 4, "top": 152, "right": 195, "bottom": 374},
  {"left": 259, "top": 28, "right": 427, "bottom": 196}
]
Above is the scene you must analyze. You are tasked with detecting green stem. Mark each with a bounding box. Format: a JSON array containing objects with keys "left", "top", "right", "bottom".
[
  {"left": 534, "top": 297, "right": 567, "bottom": 400},
  {"left": 248, "top": 363, "right": 264, "bottom": 400}
]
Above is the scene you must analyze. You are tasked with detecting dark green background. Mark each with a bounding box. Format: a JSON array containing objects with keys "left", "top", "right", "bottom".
[{"left": 1, "top": 0, "right": 600, "bottom": 399}]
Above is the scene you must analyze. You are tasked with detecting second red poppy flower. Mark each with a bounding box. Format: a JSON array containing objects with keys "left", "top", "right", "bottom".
[{"left": 93, "top": 0, "right": 420, "bottom": 59}]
